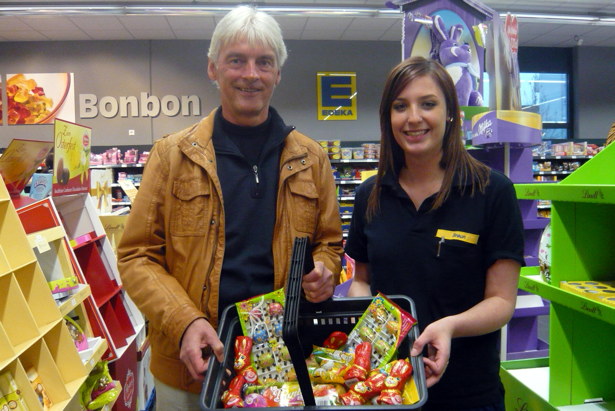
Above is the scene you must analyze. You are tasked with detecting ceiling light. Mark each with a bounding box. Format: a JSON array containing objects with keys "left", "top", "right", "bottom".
[
  {"left": 507, "top": 13, "right": 615, "bottom": 26},
  {"left": 0, "top": 5, "right": 402, "bottom": 18}
]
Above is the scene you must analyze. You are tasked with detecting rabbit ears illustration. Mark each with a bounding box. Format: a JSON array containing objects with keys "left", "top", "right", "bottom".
[{"left": 432, "top": 14, "right": 463, "bottom": 43}]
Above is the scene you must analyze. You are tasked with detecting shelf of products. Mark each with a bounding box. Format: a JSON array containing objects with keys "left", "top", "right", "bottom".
[
  {"left": 88, "top": 147, "right": 149, "bottom": 215},
  {"left": 16, "top": 194, "right": 145, "bottom": 363},
  {"left": 319, "top": 140, "right": 380, "bottom": 240},
  {"left": 532, "top": 155, "right": 593, "bottom": 183},
  {"left": 502, "top": 143, "right": 615, "bottom": 409},
  {"left": 331, "top": 159, "right": 378, "bottom": 238},
  {"left": 0, "top": 181, "right": 107, "bottom": 411},
  {"left": 91, "top": 164, "right": 144, "bottom": 214}
]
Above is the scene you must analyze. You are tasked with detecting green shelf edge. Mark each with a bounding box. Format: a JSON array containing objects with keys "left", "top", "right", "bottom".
[
  {"left": 519, "top": 266, "right": 615, "bottom": 326},
  {"left": 515, "top": 183, "right": 615, "bottom": 203}
]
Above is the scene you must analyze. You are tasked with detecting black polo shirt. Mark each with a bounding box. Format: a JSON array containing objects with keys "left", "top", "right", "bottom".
[{"left": 345, "top": 168, "right": 524, "bottom": 409}]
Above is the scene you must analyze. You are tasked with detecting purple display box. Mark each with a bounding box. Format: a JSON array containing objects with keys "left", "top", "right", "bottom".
[
  {"left": 472, "top": 110, "right": 542, "bottom": 146},
  {"left": 507, "top": 291, "right": 550, "bottom": 360},
  {"left": 398, "top": 0, "right": 493, "bottom": 103}
]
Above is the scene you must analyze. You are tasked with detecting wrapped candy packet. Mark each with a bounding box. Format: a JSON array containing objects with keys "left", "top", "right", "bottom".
[
  {"left": 340, "top": 370, "right": 387, "bottom": 405},
  {"left": 341, "top": 341, "right": 372, "bottom": 383},
  {"left": 343, "top": 293, "right": 417, "bottom": 369},
  {"left": 233, "top": 336, "right": 259, "bottom": 384},
  {"left": 306, "top": 346, "right": 353, "bottom": 384},
  {"left": 236, "top": 289, "right": 294, "bottom": 383},
  {"left": 376, "top": 358, "right": 413, "bottom": 405}
]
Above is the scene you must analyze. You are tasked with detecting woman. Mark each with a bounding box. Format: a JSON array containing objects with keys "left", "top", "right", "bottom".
[{"left": 346, "top": 56, "right": 524, "bottom": 410}]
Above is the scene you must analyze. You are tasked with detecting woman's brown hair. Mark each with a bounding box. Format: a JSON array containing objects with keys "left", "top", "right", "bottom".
[{"left": 366, "top": 56, "right": 490, "bottom": 220}]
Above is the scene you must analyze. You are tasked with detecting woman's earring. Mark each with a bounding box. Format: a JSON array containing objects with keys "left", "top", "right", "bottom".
[{"left": 447, "top": 117, "right": 453, "bottom": 122}]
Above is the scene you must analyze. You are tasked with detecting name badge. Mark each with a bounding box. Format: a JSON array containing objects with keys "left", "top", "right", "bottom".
[{"left": 435, "top": 229, "right": 479, "bottom": 245}]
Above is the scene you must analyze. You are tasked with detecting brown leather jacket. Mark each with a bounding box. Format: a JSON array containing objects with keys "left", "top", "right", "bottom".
[{"left": 117, "top": 108, "right": 343, "bottom": 393}]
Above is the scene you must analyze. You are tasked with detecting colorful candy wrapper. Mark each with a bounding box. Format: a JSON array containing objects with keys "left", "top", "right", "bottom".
[
  {"left": 234, "top": 336, "right": 259, "bottom": 384},
  {"left": 307, "top": 346, "right": 353, "bottom": 384},
  {"left": 376, "top": 358, "right": 413, "bottom": 405},
  {"left": 342, "top": 341, "right": 372, "bottom": 382},
  {"left": 343, "top": 293, "right": 417, "bottom": 369},
  {"left": 340, "top": 371, "right": 387, "bottom": 405},
  {"left": 236, "top": 289, "right": 294, "bottom": 383},
  {"left": 221, "top": 374, "right": 246, "bottom": 408},
  {"left": 322, "top": 331, "right": 348, "bottom": 349}
]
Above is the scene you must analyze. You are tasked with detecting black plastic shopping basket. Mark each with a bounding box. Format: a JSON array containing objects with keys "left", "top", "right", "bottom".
[{"left": 201, "top": 237, "right": 427, "bottom": 410}]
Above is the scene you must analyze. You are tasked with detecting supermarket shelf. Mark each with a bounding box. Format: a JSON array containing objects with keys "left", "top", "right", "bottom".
[
  {"left": 331, "top": 159, "right": 378, "bottom": 164},
  {"left": 518, "top": 268, "right": 615, "bottom": 326},
  {"left": 533, "top": 155, "right": 593, "bottom": 160},
  {"left": 516, "top": 184, "right": 615, "bottom": 204},
  {"left": 111, "top": 182, "right": 140, "bottom": 188},
  {"left": 335, "top": 179, "right": 363, "bottom": 185},
  {"left": 91, "top": 164, "right": 144, "bottom": 169},
  {"left": 58, "top": 284, "right": 92, "bottom": 317},
  {"left": 534, "top": 171, "right": 574, "bottom": 176}
]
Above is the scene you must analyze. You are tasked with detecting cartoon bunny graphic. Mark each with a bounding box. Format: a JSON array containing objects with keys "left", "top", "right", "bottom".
[{"left": 430, "top": 14, "right": 482, "bottom": 107}]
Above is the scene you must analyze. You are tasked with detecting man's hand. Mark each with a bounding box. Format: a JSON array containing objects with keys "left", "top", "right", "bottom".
[
  {"left": 179, "top": 318, "right": 225, "bottom": 381},
  {"left": 302, "top": 261, "right": 335, "bottom": 302}
]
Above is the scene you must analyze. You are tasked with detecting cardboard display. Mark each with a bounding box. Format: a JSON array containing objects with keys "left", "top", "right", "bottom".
[
  {"left": 0, "top": 139, "right": 53, "bottom": 197},
  {"left": 52, "top": 119, "right": 91, "bottom": 197}
]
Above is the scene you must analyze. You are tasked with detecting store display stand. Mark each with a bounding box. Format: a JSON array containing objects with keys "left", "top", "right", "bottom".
[
  {"left": 501, "top": 143, "right": 615, "bottom": 409},
  {"left": 0, "top": 181, "right": 107, "bottom": 410},
  {"left": 16, "top": 193, "right": 145, "bottom": 363},
  {"left": 469, "top": 110, "right": 550, "bottom": 361}
]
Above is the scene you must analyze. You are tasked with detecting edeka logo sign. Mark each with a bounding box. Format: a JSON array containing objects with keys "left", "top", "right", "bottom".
[
  {"left": 79, "top": 92, "right": 201, "bottom": 119},
  {"left": 317, "top": 72, "right": 357, "bottom": 120}
]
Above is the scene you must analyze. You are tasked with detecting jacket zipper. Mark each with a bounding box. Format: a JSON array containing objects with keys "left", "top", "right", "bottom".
[{"left": 252, "top": 165, "right": 260, "bottom": 184}]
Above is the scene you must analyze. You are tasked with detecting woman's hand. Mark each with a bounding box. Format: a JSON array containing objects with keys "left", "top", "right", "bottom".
[{"left": 410, "top": 318, "right": 453, "bottom": 388}]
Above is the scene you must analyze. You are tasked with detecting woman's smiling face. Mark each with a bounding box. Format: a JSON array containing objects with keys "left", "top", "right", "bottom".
[{"left": 390, "top": 74, "right": 448, "bottom": 160}]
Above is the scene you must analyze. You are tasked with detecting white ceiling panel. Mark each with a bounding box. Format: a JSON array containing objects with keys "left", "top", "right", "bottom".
[
  {"left": 347, "top": 17, "right": 397, "bottom": 31},
  {"left": 118, "top": 15, "right": 171, "bottom": 30},
  {"left": 18, "top": 15, "right": 77, "bottom": 30},
  {"left": 343, "top": 29, "right": 387, "bottom": 40},
  {"left": 42, "top": 29, "right": 91, "bottom": 41},
  {"left": 0, "top": 0, "right": 614, "bottom": 48},
  {"left": 0, "top": 31, "right": 48, "bottom": 41},
  {"left": 0, "top": 16, "right": 33, "bottom": 31},
  {"left": 128, "top": 29, "right": 177, "bottom": 40},
  {"left": 301, "top": 29, "right": 350, "bottom": 40},
  {"left": 70, "top": 16, "right": 126, "bottom": 31},
  {"left": 166, "top": 15, "right": 216, "bottom": 30},
  {"left": 86, "top": 29, "right": 134, "bottom": 41},
  {"left": 303, "top": 16, "right": 354, "bottom": 31}
]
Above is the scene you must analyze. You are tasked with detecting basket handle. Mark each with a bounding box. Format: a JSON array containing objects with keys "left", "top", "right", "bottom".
[{"left": 282, "top": 237, "right": 316, "bottom": 406}]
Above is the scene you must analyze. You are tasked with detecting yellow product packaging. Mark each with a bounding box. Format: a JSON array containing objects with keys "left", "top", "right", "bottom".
[
  {"left": 307, "top": 346, "right": 354, "bottom": 384},
  {"left": 0, "top": 371, "right": 28, "bottom": 411},
  {"left": 27, "top": 367, "right": 53, "bottom": 410},
  {"left": 560, "top": 280, "right": 615, "bottom": 302},
  {"left": 402, "top": 375, "right": 420, "bottom": 405}
]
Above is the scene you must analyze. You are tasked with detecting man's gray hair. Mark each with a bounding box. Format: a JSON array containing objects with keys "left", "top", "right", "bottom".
[{"left": 208, "top": 5, "right": 288, "bottom": 68}]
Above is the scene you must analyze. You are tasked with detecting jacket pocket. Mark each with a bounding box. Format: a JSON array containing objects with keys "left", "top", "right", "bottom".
[
  {"left": 171, "top": 178, "right": 211, "bottom": 236},
  {"left": 288, "top": 178, "right": 318, "bottom": 234}
]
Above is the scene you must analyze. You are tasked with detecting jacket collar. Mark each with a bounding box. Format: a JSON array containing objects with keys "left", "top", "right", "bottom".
[{"left": 178, "top": 107, "right": 304, "bottom": 169}]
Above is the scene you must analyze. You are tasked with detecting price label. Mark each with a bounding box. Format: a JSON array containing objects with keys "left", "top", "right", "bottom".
[{"left": 34, "top": 234, "right": 51, "bottom": 253}]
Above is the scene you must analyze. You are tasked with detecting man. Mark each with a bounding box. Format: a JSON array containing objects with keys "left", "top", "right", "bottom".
[{"left": 117, "top": 6, "right": 343, "bottom": 409}]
